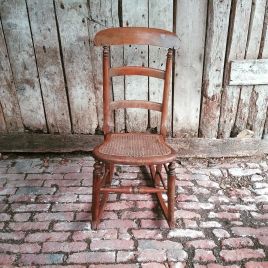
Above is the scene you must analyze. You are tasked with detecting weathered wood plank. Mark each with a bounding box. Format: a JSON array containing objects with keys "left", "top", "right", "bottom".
[
  {"left": 173, "top": 0, "right": 207, "bottom": 137},
  {"left": 0, "top": 103, "right": 6, "bottom": 132},
  {"left": 230, "top": 59, "right": 268, "bottom": 85},
  {"left": 0, "top": 133, "right": 267, "bottom": 158},
  {"left": 232, "top": 0, "right": 266, "bottom": 136},
  {"left": 0, "top": 0, "right": 47, "bottom": 132},
  {"left": 218, "top": 0, "right": 252, "bottom": 138},
  {"left": 148, "top": 0, "right": 173, "bottom": 135},
  {"left": 88, "top": 0, "right": 124, "bottom": 132},
  {"left": 0, "top": 17, "right": 23, "bottom": 132},
  {"left": 122, "top": 0, "right": 149, "bottom": 132},
  {"left": 54, "top": 0, "right": 97, "bottom": 134},
  {"left": 199, "top": 0, "right": 232, "bottom": 138},
  {"left": 251, "top": 8, "right": 268, "bottom": 138},
  {"left": 27, "top": 0, "right": 71, "bottom": 134}
]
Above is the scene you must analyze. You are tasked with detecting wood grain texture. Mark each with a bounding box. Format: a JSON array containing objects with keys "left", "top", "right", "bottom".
[
  {"left": 88, "top": 0, "right": 122, "bottom": 131},
  {"left": 149, "top": 0, "right": 173, "bottom": 135},
  {"left": 218, "top": 0, "right": 252, "bottom": 138},
  {"left": 27, "top": 0, "right": 71, "bottom": 133},
  {"left": 199, "top": 0, "right": 232, "bottom": 138},
  {"left": 0, "top": 133, "right": 267, "bottom": 158},
  {"left": 0, "top": 103, "right": 6, "bottom": 132},
  {"left": 55, "top": 0, "right": 97, "bottom": 134},
  {"left": 230, "top": 59, "right": 268, "bottom": 85},
  {"left": 233, "top": 0, "right": 267, "bottom": 135},
  {"left": 0, "top": 0, "right": 47, "bottom": 132},
  {"left": 122, "top": 0, "right": 149, "bottom": 132},
  {"left": 0, "top": 18, "right": 23, "bottom": 132},
  {"left": 173, "top": 0, "right": 207, "bottom": 137}
]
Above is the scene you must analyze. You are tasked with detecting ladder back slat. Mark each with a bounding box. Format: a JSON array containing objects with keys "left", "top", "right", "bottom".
[
  {"left": 110, "top": 66, "right": 165, "bottom": 79},
  {"left": 110, "top": 100, "right": 162, "bottom": 112}
]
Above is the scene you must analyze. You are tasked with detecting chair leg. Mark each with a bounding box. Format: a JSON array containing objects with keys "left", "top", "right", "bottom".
[
  {"left": 92, "top": 160, "right": 103, "bottom": 230},
  {"left": 167, "top": 161, "right": 176, "bottom": 228}
]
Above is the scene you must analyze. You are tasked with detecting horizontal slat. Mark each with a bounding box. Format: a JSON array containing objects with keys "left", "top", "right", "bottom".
[
  {"left": 229, "top": 59, "right": 268, "bottom": 85},
  {"left": 94, "top": 27, "right": 179, "bottom": 48},
  {"left": 0, "top": 133, "right": 267, "bottom": 158},
  {"left": 100, "top": 186, "right": 167, "bottom": 194},
  {"left": 110, "top": 100, "right": 162, "bottom": 111},
  {"left": 110, "top": 66, "right": 165, "bottom": 79}
]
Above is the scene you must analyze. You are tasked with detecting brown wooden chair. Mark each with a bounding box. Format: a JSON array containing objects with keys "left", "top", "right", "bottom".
[{"left": 92, "top": 27, "right": 179, "bottom": 229}]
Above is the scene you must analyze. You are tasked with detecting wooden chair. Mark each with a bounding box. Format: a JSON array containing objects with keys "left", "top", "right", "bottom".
[{"left": 92, "top": 27, "right": 179, "bottom": 229}]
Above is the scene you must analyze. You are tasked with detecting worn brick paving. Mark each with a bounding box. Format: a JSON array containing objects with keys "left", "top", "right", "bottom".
[{"left": 0, "top": 154, "right": 268, "bottom": 267}]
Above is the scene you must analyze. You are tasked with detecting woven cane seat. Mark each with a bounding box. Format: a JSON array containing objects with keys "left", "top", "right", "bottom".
[{"left": 93, "top": 133, "right": 177, "bottom": 165}]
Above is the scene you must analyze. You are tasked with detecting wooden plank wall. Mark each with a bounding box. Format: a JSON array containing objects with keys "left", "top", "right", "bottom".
[{"left": 0, "top": 0, "right": 268, "bottom": 139}]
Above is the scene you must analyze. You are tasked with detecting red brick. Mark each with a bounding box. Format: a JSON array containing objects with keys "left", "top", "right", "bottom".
[
  {"left": 132, "top": 229, "right": 163, "bottom": 239},
  {"left": 183, "top": 219, "right": 198, "bottom": 228},
  {"left": 9, "top": 222, "right": 49, "bottom": 231},
  {"left": 200, "top": 221, "right": 222, "bottom": 228},
  {"left": 138, "top": 239, "right": 182, "bottom": 250},
  {"left": 121, "top": 210, "right": 157, "bottom": 219},
  {"left": 136, "top": 201, "right": 158, "bottom": 209},
  {"left": 20, "top": 253, "right": 64, "bottom": 265},
  {"left": 6, "top": 179, "right": 44, "bottom": 187},
  {"left": 117, "top": 251, "right": 136, "bottom": 262},
  {"left": 26, "top": 174, "right": 63, "bottom": 180},
  {"left": 176, "top": 194, "right": 198, "bottom": 202},
  {"left": 0, "top": 243, "right": 41, "bottom": 253},
  {"left": 89, "top": 265, "right": 137, "bottom": 268},
  {"left": 64, "top": 173, "right": 90, "bottom": 180},
  {"left": 43, "top": 242, "right": 87, "bottom": 252},
  {"left": 137, "top": 249, "right": 166, "bottom": 262},
  {"left": 140, "top": 219, "right": 169, "bottom": 229},
  {"left": 37, "top": 194, "right": 78, "bottom": 203},
  {"left": 177, "top": 202, "right": 214, "bottom": 210},
  {"left": 34, "top": 212, "right": 74, "bottom": 221},
  {"left": 167, "top": 249, "right": 188, "bottom": 261},
  {"left": 231, "top": 227, "right": 268, "bottom": 237},
  {"left": 90, "top": 239, "right": 134, "bottom": 250},
  {"left": 58, "top": 187, "right": 90, "bottom": 194},
  {"left": 196, "top": 180, "right": 219, "bottom": 188},
  {"left": 257, "top": 236, "right": 268, "bottom": 247},
  {"left": 220, "top": 248, "right": 265, "bottom": 262},
  {"left": 141, "top": 263, "right": 168, "bottom": 268},
  {"left": 11, "top": 203, "right": 50, "bottom": 212},
  {"left": 13, "top": 213, "right": 31, "bottom": 221},
  {"left": 72, "top": 230, "right": 117, "bottom": 241},
  {"left": 263, "top": 204, "right": 268, "bottom": 210},
  {"left": 105, "top": 201, "right": 135, "bottom": 210},
  {"left": 250, "top": 212, "right": 268, "bottom": 220},
  {"left": 0, "top": 187, "right": 16, "bottom": 195},
  {"left": 194, "top": 249, "right": 216, "bottom": 262},
  {"left": 0, "top": 231, "right": 25, "bottom": 240},
  {"left": 52, "top": 203, "right": 90, "bottom": 212},
  {"left": 208, "top": 211, "right": 240, "bottom": 220},
  {"left": 99, "top": 219, "right": 138, "bottom": 229},
  {"left": 0, "top": 213, "right": 10, "bottom": 221},
  {"left": 51, "top": 164, "right": 81, "bottom": 173},
  {"left": 195, "top": 265, "right": 240, "bottom": 268},
  {"left": 67, "top": 252, "right": 115, "bottom": 263},
  {"left": 54, "top": 222, "right": 91, "bottom": 231},
  {"left": 168, "top": 229, "right": 204, "bottom": 239},
  {"left": 186, "top": 239, "right": 216, "bottom": 249},
  {"left": 44, "top": 179, "right": 81, "bottom": 187},
  {"left": 176, "top": 181, "right": 194, "bottom": 187},
  {"left": 25, "top": 232, "right": 70, "bottom": 242},
  {"left": 222, "top": 237, "right": 254, "bottom": 248},
  {"left": 245, "top": 261, "right": 268, "bottom": 268},
  {"left": 208, "top": 196, "right": 230, "bottom": 203},
  {"left": 9, "top": 194, "right": 36, "bottom": 202},
  {"left": 0, "top": 253, "right": 16, "bottom": 264},
  {"left": 16, "top": 186, "right": 56, "bottom": 195},
  {"left": 220, "top": 204, "right": 257, "bottom": 211},
  {"left": 212, "top": 229, "right": 230, "bottom": 239},
  {"left": 175, "top": 210, "right": 201, "bottom": 219}
]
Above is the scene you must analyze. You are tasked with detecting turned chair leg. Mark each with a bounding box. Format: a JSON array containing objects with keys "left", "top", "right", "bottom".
[
  {"left": 167, "top": 162, "right": 176, "bottom": 228},
  {"left": 92, "top": 160, "right": 103, "bottom": 229}
]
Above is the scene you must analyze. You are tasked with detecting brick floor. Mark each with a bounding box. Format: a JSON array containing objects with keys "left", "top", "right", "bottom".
[{"left": 0, "top": 154, "right": 268, "bottom": 267}]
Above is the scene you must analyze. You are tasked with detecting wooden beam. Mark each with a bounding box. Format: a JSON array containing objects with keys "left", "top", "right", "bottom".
[
  {"left": 230, "top": 59, "right": 268, "bottom": 86},
  {"left": 0, "top": 133, "right": 267, "bottom": 158}
]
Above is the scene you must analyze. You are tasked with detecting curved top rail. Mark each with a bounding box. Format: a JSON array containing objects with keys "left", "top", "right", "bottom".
[{"left": 93, "top": 27, "right": 179, "bottom": 48}]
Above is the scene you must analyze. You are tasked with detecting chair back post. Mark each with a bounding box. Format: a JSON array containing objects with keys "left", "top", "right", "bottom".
[
  {"left": 102, "top": 45, "right": 111, "bottom": 136},
  {"left": 160, "top": 48, "right": 173, "bottom": 138}
]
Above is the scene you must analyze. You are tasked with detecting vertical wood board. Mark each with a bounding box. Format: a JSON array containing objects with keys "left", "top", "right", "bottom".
[
  {"left": 0, "top": 17, "right": 23, "bottom": 132},
  {"left": 0, "top": 0, "right": 47, "bottom": 132},
  {"left": 122, "top": 0, "right": 149, "bottom": 132},
  {"left": 173, "top": 0, "right": 207, "bottom": 137},
  {"left": 0, "top": 103, "right": 6, "bottom": 132},
  {"left": 199, "top": 0, "right": 232, "bottom": 138},
  {"left": 55, "top": 0, "right": 97, "bottom": 134},
  {"left": 218, "top": 0, "right": 252, "bottom": 138},
  {"left": 27, "top": 0, "right": 71, "bottom": 133},
  {"left": 148, "top": 0, "right": 173, "bottom": 135},
  {"left": 234, "top": 0, "right": 266, "bottom": 136}
]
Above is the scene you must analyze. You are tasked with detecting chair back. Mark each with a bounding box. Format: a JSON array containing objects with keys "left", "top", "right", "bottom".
[{"left": 93, "top": 27, "right": 179, "bottom": 137}]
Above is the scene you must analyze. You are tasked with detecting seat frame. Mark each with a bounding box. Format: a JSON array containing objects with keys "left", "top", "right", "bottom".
[{"left": 91, "top": 27, "right": 179, "bottom": 229}]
